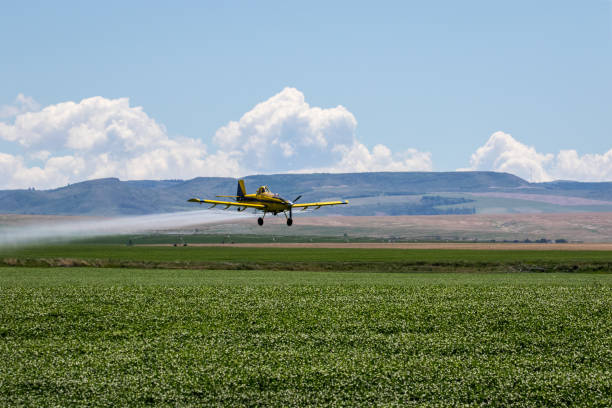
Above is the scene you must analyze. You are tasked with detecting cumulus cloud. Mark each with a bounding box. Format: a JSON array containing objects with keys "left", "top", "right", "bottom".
[
  {"left": 0, "top": 94, "right": 40, "bottom": 119},
  {"left": 466, "top": 131, "right": 612, "bottom": 182},
  {"left": 0, "top": 96, "right": 239, "bottom": 189},
  {"left": 4, "top": 90, "right": 611, "bottom": 190},
  {"left": 214, "top": 87, "right": 432, "bottom": 174},
  {"left": 466, "top": 131, "right": 554, "bottom": 182},
  {"left": 307, "top": 144, "right": 432, "bottom": 173},
  {"left": 0, "top": 152, "right": 77, "bottom": 189},
  {"left": 551, "top": 149, "right": 612, "bottom": 181},
  {"left": 0, "top": 89, "right": 431, "bottom": 189},
  {"left": 214, "top": 88, "right": 356, "bottom": 171}
]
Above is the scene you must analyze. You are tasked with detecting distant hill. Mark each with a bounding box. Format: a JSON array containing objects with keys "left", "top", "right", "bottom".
[{"left": 1, "top": 172, "right": 612, "bottom": 216}]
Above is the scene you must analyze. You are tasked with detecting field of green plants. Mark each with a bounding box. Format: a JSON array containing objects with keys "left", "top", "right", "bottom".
[
  {"left": 1, "top": 264, "right": 611, "bottom": 406},
  {"left": 3, "top": 244, "right": 612, "bottom": 273}
]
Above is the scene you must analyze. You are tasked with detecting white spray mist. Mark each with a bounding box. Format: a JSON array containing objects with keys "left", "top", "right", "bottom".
[{"left": 0, "top": 209, "right": 248, "bottom": 248}]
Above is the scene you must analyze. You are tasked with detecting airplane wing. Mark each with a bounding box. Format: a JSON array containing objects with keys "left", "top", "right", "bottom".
[
  {"left": 291, "top": 200, "right": 349, "bottom": 210},
  {"left": 188, "top": 198, "right": 266, "bottom": 210}
]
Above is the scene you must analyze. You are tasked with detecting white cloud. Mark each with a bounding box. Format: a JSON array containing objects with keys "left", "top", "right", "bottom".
[
  {"left": 214, "top": 87, "right": 357, "bottom": 170},
  {"left": 311, "top": 143, "right": 432, "bottom": 173},
  {"left": 0, "top": 152, "right": 74, "bottom": 189},
  {"left": 466, "top": 131, "right": 553, "bottom": 182},
  {"left": 552, "top": 149, "right": 612, "bottom": 181},
  {"left": 0, "top": 96, "right": 240, "bottom": 189},
  {"left": 29, "top": 150, "right": 51, "bottom": 161},
  {"left": 214, "top": 87, "right": 432, "bottom": 174},
  {"left": 466, "top": 131, "right": 612, "bottom": 182},
  {"left": 0, "top": 94, "right": 40, "bottom": 119},
  {"left": 4, "top": 91, "right": 612, "bottom": 190},
  {"left": 0, "top": 88, "right": 431, "bottom": 189}
]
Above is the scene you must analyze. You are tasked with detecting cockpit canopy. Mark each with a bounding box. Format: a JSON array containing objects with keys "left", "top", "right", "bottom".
[{"left": 257, "top": 185, "right": 279, "bottom": 197}]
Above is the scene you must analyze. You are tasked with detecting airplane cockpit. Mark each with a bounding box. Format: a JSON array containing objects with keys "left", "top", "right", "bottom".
[{"left": 257, "top": 186, "right": 278, "bottom": 197}]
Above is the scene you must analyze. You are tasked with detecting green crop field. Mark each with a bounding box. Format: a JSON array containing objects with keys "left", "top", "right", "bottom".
[
  {"left": 1, "top": 265, "right": 611, "bottom": 406},
  {"left": 3, "top": 244, "right": 612, "bottom": 273}
]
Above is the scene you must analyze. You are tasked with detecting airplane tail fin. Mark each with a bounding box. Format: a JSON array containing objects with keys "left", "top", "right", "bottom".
[{"left": 237, "top": 179, "right": 246, "bottom": 200}]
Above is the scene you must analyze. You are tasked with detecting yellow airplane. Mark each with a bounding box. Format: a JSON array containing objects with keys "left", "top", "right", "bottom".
[{"left": 188, "top": 179, "right": 348, "bottom": 226}]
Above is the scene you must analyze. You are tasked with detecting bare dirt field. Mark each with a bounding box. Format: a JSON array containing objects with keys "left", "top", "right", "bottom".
[
  {"left": 4, "top": 212, "right": 612, "bottom": 243},
  {"left": 195, "top": 212, "right": 612, "bottom": 242},
  {"left": 288, "top": 213, "right": 612, "bottom": 233}
]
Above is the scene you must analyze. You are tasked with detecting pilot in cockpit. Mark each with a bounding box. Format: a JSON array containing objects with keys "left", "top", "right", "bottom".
[{"left": 257, "top": 186, "right": 277, "bottom": 197}]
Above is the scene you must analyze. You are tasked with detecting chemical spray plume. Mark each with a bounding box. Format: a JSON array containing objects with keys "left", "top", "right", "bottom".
[{"left": 0, "top": 209, "right": 247, "bottom": 248}]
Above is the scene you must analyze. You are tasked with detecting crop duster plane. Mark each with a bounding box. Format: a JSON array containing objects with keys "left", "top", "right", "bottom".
[{"left": 188, "top": 180, "right": 348, "bottom": 226}]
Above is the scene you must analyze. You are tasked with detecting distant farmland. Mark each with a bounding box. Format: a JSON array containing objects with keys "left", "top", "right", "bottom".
[
  {"left": 170, "top": 212, "right": 612, "bottom": 243},
  {"left": 3, "top": 212, "right": 612, "bottom": 243}
]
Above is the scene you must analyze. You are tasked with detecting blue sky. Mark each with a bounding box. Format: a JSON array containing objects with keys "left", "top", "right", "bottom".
[{"left": 1, "top": 1, "right": 611, "bottom": 188}]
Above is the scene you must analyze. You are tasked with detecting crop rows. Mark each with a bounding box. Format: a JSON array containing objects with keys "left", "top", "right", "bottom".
[
  {"left": 0, "top": 268, "right": 610, "bottom": 406},
  {"left": 3, "top": 245, "right": 612, "bottom": 273}
]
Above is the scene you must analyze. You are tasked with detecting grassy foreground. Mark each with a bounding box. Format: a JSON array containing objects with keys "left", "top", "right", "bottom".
[{"left": 1, "top": 268, "right": 611, "bottom": 406}]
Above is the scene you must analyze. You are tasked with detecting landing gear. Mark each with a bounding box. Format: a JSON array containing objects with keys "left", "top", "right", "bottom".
[
  {"left": 286, "top": 218, "right": 293, "bottom": 226},
  {"left": 257, "top": 217, "right": 264, "bottom": 226}
]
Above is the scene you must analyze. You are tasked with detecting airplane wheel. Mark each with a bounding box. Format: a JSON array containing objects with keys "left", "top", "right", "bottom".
[
  {"left": 257, "top": 217, "right": 264, "bottom": 226},
  {"left": 286, "top": 218, "right": 293, "bottom": 226}
]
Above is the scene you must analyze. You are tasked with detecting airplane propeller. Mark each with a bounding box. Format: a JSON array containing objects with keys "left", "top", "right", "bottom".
[{"left": 287, "top": 196, "right": 302, "bottom": 225}]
